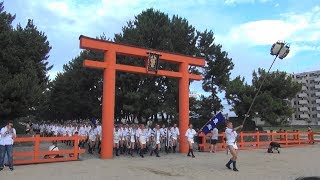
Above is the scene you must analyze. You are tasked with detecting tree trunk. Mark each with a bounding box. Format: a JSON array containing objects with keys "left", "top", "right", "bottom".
[
  {"left": 154, "top": 113, "right": 158, "bottom": 122},
  {"left": 161, "top": 112, "right": 165, "bottom": 122},
  {"left": 137, "top": 114, "right": 141, "bottom": 123}
]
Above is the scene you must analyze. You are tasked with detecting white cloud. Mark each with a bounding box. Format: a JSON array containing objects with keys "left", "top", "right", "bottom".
[
  {"left": 30, "top": 0, "right": 149, "bottom": 35},
  {"left": 46, "top": 1, "right": 70, "bottom": 17},
  {"left": 219, "top": 6, "right": 320, "bottom": 58},
  {"left": 227, "top": 20, "right": 296, "bottom": 45},
  {"left": 287, "top": 43, "right": 320, "bottom": 59}
]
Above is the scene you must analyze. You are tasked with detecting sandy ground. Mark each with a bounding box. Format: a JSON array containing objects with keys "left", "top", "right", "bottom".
[{"left": 1, "top": 144, "right": 320, "bottom": 180}]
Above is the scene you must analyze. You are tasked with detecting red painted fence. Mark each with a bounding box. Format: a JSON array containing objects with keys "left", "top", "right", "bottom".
[
  {"left": 198, "top": 130, "right": 315, "bottom": 152},
  {"left": 11, "top": 130, "right": 318, "bottom": 165},
  {"left": 13, "top": 134, "right": 86, "bottom": 165},
  {"left": 313, "top": 132, "right": 320, "bottom": 143}
]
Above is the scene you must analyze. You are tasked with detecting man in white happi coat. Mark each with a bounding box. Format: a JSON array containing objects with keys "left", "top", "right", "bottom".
[
  {"left": 128, "top": 124, "right": 136, "bottom": 157},
  {"left": 113, "top": 125, "right": 121, "bottom": 156},
  {"left": 170, "top": 124, "right": 179, "bottom": 153},
  {"left": 185, "top": 124, "right": 197, "bottom": 158},
  {"left": 163, "top": 125, "right": 172, "bottom": 154},
  {"left": 136, "top": 124, "right": 148, "bottom": 158},
  {"left": 150, "top": 124, "right": 161, "bottom": 157}
]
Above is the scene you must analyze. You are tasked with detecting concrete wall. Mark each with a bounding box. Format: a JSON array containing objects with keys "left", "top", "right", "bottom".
[{"left": 289, "top": 119, "right": 309, "bottom": 126}]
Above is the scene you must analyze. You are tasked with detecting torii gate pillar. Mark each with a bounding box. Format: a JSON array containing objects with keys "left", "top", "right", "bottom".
[
  {"left": 102, "top": 49, "right": 116, "bottom": 159},
  {"left": 179, "top": 62, "right": 190, "bottom": 153}
]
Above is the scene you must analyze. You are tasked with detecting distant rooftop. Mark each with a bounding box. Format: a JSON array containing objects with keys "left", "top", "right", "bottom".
[{"left": 290, "top": 70, "right": 320, "bottom": 75}]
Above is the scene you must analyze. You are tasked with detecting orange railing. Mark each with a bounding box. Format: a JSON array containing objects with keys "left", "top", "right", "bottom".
[
  {"left": 198, "top": 130, "right": 314, "bottom": 152},
  {"left": 13, "top": 134, "right": 86, "bottom": 165},
  {"left": 312, "top": 132, "right": 320, "bottom": 143}
]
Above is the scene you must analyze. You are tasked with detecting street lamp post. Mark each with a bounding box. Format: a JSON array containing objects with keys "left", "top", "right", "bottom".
[{"left": 241, "top": 41, "right": 290, "bottom": 127}]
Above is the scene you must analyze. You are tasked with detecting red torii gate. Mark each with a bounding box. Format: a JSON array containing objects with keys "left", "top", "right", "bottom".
[{"left": 79, "top": 35, "right": 205, "bottom": 159}]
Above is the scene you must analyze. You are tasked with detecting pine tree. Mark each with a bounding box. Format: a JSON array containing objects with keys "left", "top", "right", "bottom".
[
  {"left": 0, "top": 3, "right": 52, "bottom": 121},
  {"left": 226, "top": 69, "right": 302, "bottom": 126}
]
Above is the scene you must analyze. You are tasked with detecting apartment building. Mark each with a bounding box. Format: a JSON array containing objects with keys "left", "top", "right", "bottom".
[{"left": 290, "top": 70, "right": 320, "bottom": 125}]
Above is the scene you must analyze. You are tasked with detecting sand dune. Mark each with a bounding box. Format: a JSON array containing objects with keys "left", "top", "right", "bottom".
[{"left": 2, "top": 144, "right": 320, "bottom": 180}]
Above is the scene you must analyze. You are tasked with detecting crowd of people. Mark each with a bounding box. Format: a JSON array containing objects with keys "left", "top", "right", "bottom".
[
  {"left": 0, "top": 119, "right": 224, "bottom": 171},
  {"left": 1, "top": 117, "right": 318, "bottom": 174},
  {"left": 22, "top": 120, "right": 190, "bottom": 158}
]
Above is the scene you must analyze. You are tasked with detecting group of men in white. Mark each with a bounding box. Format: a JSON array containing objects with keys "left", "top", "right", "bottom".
[
  {"left": 24, "top": 121, "right": 102, "bottom": 154},
  {"left": 0, "top": 119, "right": 223, "bottom": 173},
  {"left": 27, "top": 120, "right": 182, "bottom": 158},
  {"left": 113, "top": 123, "right": 180, "bottom": 157}
]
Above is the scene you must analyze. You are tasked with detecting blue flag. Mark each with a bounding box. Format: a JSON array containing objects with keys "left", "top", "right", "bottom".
[{"left": 201, "top": 112, "right": 225, "bottom": 134}]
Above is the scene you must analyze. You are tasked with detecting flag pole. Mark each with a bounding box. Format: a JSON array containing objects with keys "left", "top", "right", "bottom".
[
  {"left": 199, "top": 112, "right": 225, "bottom": 131},
  {"left": 199, "top": 119, "right": 211, "bottom": 131},
  {"left": 241, "top": 55, "right": 278, "bottom": 128},
  {"left": 240, "top": 41, "right": 290, "bottom": 129},
  {"left": 199, "top": 113, "right": 216, "bottom": 131}
]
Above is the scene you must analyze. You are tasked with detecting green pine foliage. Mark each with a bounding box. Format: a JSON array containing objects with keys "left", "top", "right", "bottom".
[
  {"left": 225, "top": 68, "right": 302, "bottom": 126},
  {"left": 0, "top": 2, "right": 52, "bottom": 122}
]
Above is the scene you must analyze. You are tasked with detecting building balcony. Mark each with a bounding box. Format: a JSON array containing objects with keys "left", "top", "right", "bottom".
[
  {"left": 298, "top": 93, "right": 308, "bottom": 98},
  {"left": 299, "top": 114, "right": 310, "bottom": 119},
  {"left": 316, "top": 99, "right": 320, "bottom": 104},
  {"left": 314, "top": 77, "right": 320, "bottom": 82},
  {"left": 297, "top": 79, "right": 307, "bottom": 84},
  {"left": 315, "top": 85, "right": 320, "bottom": 89},
  {"left": 317, "top": 106, "right": 320, "bottom": 111},
  {"left": 317, "top": 114, "right": 320, "bottom": 118},
  {"left": 299, "top": 107, "right": 309, "bottom": 112},
  {"left": 302, "top": 86, "right": 307, "bottom": 91},
  {"left": 316, "top": 92, "right": 320, "bottom": 97},
  {"left": 298, "top": 100, "right": 308, "bottom": 105}
]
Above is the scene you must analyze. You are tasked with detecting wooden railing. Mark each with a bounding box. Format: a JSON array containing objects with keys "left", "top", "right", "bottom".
[
  {"left": 198, "top": 130, "right": 314, "bottom": 152},
  {"left": 312, "top": 132, "right": 320, "bottom": 143},
  {"left": 13, "top": 134, "right": 86, "bottom": 165}
]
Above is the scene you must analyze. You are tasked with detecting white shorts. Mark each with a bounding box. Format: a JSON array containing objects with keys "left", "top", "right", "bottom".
[
  {"left": 156, "top": 140, "right": 160, "bottom": 144},
  {"left": 139, "top": 137, "right": 146, "bottom": 145},
  {"left": 188, "top": 138, "right": 194, "bottom": 144},
  {"left": 227, "top": 142, "right": 238, "bottom": 150},
  {"left": 130, "top": 136, "right": 135, "bottom": 143},
  {"left": 172, "top": 136, "right": 178, "bottom": 140},
  {"left": 89, "top": 135, "right": 96, "bottom": 141}
]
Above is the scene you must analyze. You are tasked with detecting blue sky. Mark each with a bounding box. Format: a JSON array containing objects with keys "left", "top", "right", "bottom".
[{"left": 3, "top": 0, "right": 320, "bottom": 116}]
